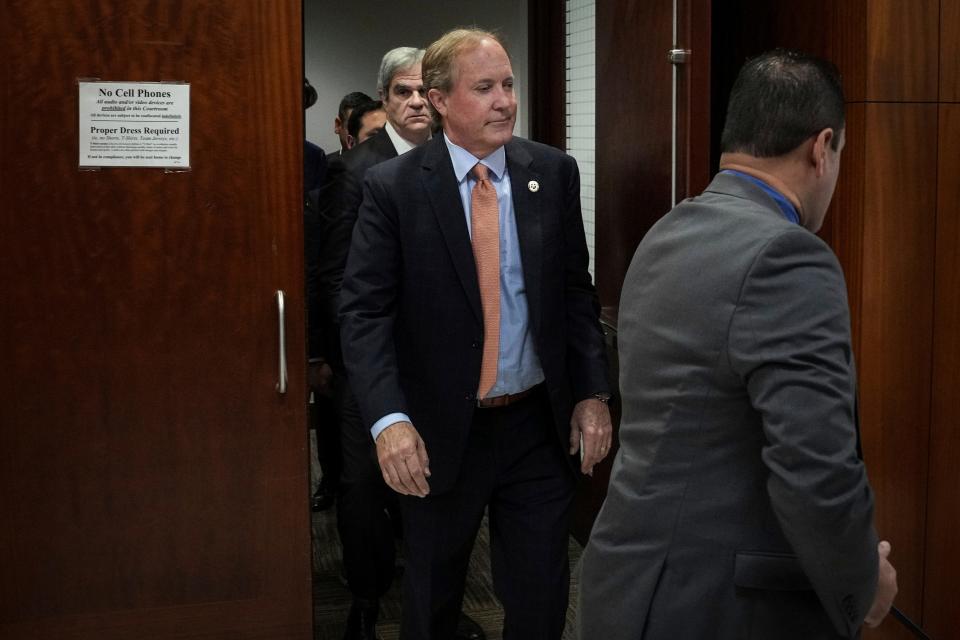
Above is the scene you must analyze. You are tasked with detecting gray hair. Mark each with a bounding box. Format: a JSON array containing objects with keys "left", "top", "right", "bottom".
[{"left": 377, "top": 47, "right": 426, "bottom": 96}]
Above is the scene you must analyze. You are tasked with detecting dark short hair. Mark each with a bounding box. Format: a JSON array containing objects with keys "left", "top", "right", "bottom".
[
  {"left": 347, "top": 100, "right": 384, "bottom": 139},
  {"left": 721, "top": 49, "right": 845, "bottom": 157},
  {"left": 338, "top": 91, "right": 373, "bottom": 120}
]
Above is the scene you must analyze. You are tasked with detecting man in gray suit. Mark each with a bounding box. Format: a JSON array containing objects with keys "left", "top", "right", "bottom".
[{"left": 577, "top": 49, "right": 897, "bottom": 639}]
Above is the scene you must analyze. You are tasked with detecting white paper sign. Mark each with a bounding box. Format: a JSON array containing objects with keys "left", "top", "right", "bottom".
[{"left": 78, "top": 81, "right": 190, "bottom": 168}]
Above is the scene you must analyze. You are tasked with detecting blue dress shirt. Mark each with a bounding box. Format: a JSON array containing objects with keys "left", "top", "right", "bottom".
[{"left": 721, "top": 169, "right": 800, "bottom": 224}]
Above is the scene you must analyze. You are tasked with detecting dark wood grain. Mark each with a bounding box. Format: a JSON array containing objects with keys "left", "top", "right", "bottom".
[
  {"left": 858, "top": 103, "right": 938, "bottom": 640},
  {"left": 866, "top": 0, "right": 939, "bottom": 102},
  {"left": 819, "top": 102, "right": 866, "bottom": 355},
  {"left": 0, "top": 1, "right": 310, "bottom": 637},
  {"left": 678, "top": 0, "right": 713, "bottom": 196},
  {"left": 595, "top": 0, "right": 675, "bottom": 308},
  {"left": 921, "top": 104, "right": 960, "bottom": 639},
  {"left": 943, "top": 0, "right": 960, "bottom": 101},
  {"left": 709, "top": 0, "right": 868, "bottom": 168},
  {"left": 528, "top": 0, "right": 566, "bottom": 149}
]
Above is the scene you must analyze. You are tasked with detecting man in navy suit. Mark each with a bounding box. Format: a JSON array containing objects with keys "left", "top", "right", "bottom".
[
  {"left": 340, "top": 28, "right": 612, "bottom": 640},
  {"left": 318, "top": 47, "right": 485, "bottom": 640}
]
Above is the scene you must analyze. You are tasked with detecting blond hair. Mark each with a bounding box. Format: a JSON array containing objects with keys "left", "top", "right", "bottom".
[{"left": 422, "top": 28, "right": 508, "bottom": 124}]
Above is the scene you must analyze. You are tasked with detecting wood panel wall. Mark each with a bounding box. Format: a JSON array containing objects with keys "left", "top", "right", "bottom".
[
  {"left": 923, "top": 103, "right": 960, "bottom": 640},
  {"left": 858, "top": 2, "right": 952, "bottom": 638},
  {"left": 705, "top": 2, "right": 955, "bottom": 638},
  {"left": 859, "top": 104, "right": 938, "bottom": 638},
  {"left": 592, "top": 2, "right": 955, "bottom": 635},
  {"left": 595, "top": 0, "right": 675, "bottom": 308},
  {"left": 944, "top": 0, "right": 960, "bottom": 100}
]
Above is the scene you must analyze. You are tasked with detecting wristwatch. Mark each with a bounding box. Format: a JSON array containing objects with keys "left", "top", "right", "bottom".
[{"left": 592, "top": 392, "right": 612, "bottom": 404}]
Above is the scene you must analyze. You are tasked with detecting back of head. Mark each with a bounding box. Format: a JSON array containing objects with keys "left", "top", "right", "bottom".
[
  {"left": 720, "top": 49, "right": 845, "bottom": 157},
  {"left": 377, "top": 47, "right": 426, "bottom": 95},
  {"left": 338, "top": 91, "right": 373, "bottom": 120}
]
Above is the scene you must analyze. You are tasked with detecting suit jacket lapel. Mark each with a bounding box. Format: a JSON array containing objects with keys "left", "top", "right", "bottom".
[
  {"left": 506, "top": 140, "right": 542, "bottom": 334},
  {"left": 421, "top": 137, "right": 483, "bottom": 323}
]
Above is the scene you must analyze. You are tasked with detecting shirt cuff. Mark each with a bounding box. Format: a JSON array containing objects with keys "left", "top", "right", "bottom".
[{"left": 370, "top": 412, "right": 411, "bottom": 441}]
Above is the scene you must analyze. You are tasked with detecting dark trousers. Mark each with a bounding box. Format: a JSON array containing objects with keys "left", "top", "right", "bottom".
[
  {"left": 398, "top": 389, "right": 575, "bottom": 640},
  {"left": 311, "top": 391, "right": 341, "bottom": 488},
  {"left": 335, "top": 372, "right": 398, "bottom": 600}
]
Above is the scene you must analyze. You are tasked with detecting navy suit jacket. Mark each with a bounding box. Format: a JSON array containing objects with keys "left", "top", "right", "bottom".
[
  {"left": 313, "top": 128, "right": 398, "bottom": 366},
  {"left": 339, "top": 135, "right": 610, "bottom": 492}
]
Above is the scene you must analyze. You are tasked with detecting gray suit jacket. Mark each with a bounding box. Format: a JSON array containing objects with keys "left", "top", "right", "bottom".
[{"left": 577, "top": 173, "right": 878, "bottom": 639}]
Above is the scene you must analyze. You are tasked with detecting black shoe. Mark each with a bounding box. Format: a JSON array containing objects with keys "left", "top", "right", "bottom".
[
  {"left": 311, "top": 479, "right": 336, "bottom": 512},
  {"left": 342, "top": 598, "right": 380, "bottom": 640},
  {"left": 456, "top": 612, "right": 485, "bottom": 640}
]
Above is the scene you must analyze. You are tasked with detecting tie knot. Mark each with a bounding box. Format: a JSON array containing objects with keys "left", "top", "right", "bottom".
[{"left": 471, "top": 163, "right": 490, "bottom": 182}]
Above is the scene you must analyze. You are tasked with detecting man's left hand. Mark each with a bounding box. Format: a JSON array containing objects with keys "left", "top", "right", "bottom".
[{"left": 569, "top": 398, "right": 613, "bottom": 476}]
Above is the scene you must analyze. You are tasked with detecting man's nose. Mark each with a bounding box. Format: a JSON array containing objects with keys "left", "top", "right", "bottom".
[
  {"left": 492, "top": 88, "right": 514, "bottom": 109},
  {"left": 409, "top": 90, "right": 425, "bottom": 107}
]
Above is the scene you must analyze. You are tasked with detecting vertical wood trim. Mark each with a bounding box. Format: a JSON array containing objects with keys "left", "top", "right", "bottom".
[
  {"left": 679, "top": 0, "right": 712, "bottom": 196},
  {"left": 859, "top": 103, "right": 938, "bottom": 630},
  {"left": 922, "top": 103, "right": 960, "bottom": 638},
  {"left": 943, "top": 0, "right": 960, "bottom": 101},
  {"left": 866, "top": 0, "right": 939, "bottom": 102},
  {"left": 528, "top": 0, "right": 566, "bottom": 149}
]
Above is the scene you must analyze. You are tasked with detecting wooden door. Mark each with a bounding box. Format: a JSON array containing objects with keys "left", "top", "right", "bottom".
[
  {"left": 569, "top": 0, "right": 712, "bottom": 543},
  {"left": 0, "top": 2, "right": 311, "bottom": 638},
  {"left": 594, "top": 0, "right": 712, "bottom": 311}
]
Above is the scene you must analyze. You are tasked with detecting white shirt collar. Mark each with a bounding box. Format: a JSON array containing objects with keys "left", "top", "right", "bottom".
[
  {"left": 443, "top": 133, "right": 506, "bottom": 182},
  {"left": 385, "top": 120, "right": 421, "bottom": 155}
]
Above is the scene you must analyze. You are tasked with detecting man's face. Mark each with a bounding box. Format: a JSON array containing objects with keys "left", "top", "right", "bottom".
[
  {"left": 381, "top": 63, "right": 430, "bottom": 143},
  {"left": 357, "top": 109, "right": 387, "bottom": 144},
  {"left": 429, "top": 39, "right": 516, "bottom": 158},
  {"left": 806, "top": 128, "right": 845, "bottom": 232},
  {"left": 347, "top": 109, "right": 387, "bottom": 149}
]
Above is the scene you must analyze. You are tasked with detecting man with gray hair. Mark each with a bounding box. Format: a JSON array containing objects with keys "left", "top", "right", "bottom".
[{"left": 315, "top": 46, "right": 483, "bottom": 640}]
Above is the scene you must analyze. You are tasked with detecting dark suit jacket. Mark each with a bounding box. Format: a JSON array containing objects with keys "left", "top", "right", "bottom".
[
  {"left": 577, "top": 173, "right": 878, "bottom": 639},
  {"left": 303, "top": 140, "right": 327, "bottom": 360},
  {"left": 313, "top": 129, "right": 397, "bottom": 365},
  {"left": 339, "top": 135, "right": 610, "bottom": 493}
]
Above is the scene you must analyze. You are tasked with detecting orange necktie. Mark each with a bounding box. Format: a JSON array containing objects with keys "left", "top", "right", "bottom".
[{"left": 471, "top": 163, "right": 500, "bottom": 399}]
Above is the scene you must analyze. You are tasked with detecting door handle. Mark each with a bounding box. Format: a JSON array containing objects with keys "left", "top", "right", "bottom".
[
  {"left": 668, "top": 48, "right": 691, "bottom": 64},
  {"left": 275, "top": 290, "right": 288, "bottom": 394}
]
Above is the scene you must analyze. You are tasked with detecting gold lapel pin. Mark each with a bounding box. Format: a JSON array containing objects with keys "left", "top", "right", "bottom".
[{"left": 528, "top": 180, "right": 540, "bottom": 193}]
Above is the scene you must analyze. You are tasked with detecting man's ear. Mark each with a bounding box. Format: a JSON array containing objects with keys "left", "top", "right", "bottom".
[
  {"left": 811, "top": 128, "right": 834, "bottom": 177},
  {"left": 428, "top": 88, "right": 447, "bottom": 118},
  {"left": 345, "top": 134, "right": 356, "bottom": 150}
]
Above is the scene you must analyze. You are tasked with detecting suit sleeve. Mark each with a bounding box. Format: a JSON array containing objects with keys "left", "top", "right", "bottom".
[
  {"left": 727, "top": 229, "right": 878, "bottom": 638},
  {"left": 338, "top": 169, "right": 408, "bottom": 428},
  {"left": 304, "top": 188, "right": 324, "bottom": 360},
  {"left": 313, "top": 155, "right": 355, "bottom": 366},
  {"left": 560, "top": 156, "right": 610, "bottom": 400}
]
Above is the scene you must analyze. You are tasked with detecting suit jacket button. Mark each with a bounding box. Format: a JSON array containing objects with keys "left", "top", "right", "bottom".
[
  {"left": 465, "top": 392, "right": 474, "bottom": 401},
  {"left": 471, "top": 341, "right": 480, "bottom": 349}
]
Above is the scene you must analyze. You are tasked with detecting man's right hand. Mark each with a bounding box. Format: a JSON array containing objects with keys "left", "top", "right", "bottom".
[
  {"left": 375, "top": 421, "right": 431, "bottom": 497},
  {"left": 864, "top": 540, "right": 898, "bottom": 628}
]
